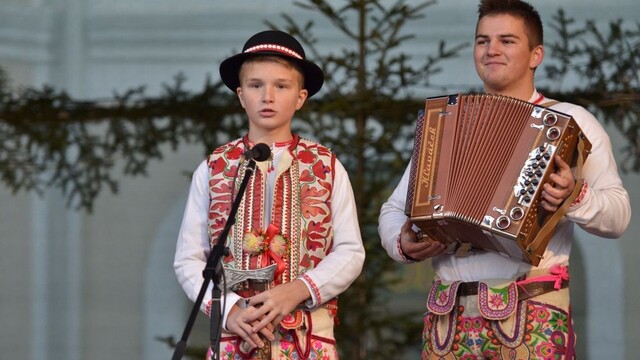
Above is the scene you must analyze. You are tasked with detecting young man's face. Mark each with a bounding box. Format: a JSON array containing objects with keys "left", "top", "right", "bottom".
[
  {"left": 237, "top": 59, "right": 308, "bottom": 139},
  {"left": 474, "top": 13, "right": 543, "bottom": 97}
]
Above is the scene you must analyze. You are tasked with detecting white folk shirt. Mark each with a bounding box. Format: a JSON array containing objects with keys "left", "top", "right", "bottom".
[{"left": 378, "top": 90, "right": 631, "bottom": 282}]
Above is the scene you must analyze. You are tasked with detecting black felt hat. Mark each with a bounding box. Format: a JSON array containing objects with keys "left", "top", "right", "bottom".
[{"left": 219, "top": 30, "right": 324, "bottom": 97}]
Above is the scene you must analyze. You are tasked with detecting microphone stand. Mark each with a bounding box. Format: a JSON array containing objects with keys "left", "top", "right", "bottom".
[{"left": 172, "top": 158, "right": 258, "bottom": 360}]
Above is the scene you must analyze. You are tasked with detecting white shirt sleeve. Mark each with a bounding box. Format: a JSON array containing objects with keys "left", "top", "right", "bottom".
[
  {"left": 173, "top": 160, "right": 240, "bottom": 330},
  {"left": 554, "top": 103, "right": 631, "bottom": 238},
  {"left": 298, "top": 159, "right": 366, "bottom": 306},
  {"left": 378, "top": 162, "right": 414, "bottom": 263}
]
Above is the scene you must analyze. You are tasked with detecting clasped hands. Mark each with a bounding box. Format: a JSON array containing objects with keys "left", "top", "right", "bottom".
[{"left": 225, "top": 279, "right": 310, "bottom": 349}]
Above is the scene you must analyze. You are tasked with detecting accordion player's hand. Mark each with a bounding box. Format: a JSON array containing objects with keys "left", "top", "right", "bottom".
[
  {"left": 540, "top": 155, "right": 576, "bottom": 212},
  {"left": 399, "top": 219, "right": 447, "bottom": 262}
]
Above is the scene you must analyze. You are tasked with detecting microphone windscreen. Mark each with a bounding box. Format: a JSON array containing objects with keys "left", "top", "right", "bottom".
[{"left": 252, "top": 143, "right": 271, "bottom": 162}]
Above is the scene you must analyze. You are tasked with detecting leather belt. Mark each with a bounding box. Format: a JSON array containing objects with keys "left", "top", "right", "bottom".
[{"left": 457, "top": 280, "right": 569, "bottom": 301}]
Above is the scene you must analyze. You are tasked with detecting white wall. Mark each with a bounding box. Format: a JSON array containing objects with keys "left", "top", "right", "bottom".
[{"left": 0, "top": 1, "right": 638, "bottom": 359}]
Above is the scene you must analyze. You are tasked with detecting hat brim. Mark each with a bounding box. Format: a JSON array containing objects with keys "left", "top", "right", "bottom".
[{"left": 219, "top": 52, "right": 324, "bottom": 98}]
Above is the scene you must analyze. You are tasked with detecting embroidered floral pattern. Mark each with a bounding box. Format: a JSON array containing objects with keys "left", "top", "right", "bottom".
[
  {"left": 426, "top": 280, "right": 461, "bottom": 315},
  {"left": 280, "top": 310, "right": 304, "bottom": 330},
  {"left": 207, "top": 135, "right": 335, "bottom": 282},
  {"left": 461, "top": 317, "right": 484, "bottom": 334},
  {"left": 549, "top": 310, "right": 569, "bottom": 333},
  {"left": 478, "top": 282, "right": 518, "bottom": 320},
  {"left": 278, "top": 331, "right": 337, "bottom": 360},
  {"left": 423, "top": 300, "right": 574, "bottom": 359},
  {"left": 207, "top": 136, "right": 339, "bottom": 359},
  {"left": 213, "top": 325, "right": 338, "bottom": 359}
]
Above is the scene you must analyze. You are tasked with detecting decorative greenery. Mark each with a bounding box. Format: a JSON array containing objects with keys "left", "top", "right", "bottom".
[
  {"left": 0, "top": 74, "right": 247, "bottom": 211},
  {"left": 0, "top": 1, "right": 638, "bottom": 359},
  {"left": 541, "top": 9, "right": 640, "bottom": 171}
]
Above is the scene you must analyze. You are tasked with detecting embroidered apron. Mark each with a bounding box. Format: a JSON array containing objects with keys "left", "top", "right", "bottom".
[{"left": 423, "top": 267, "right": 576, "bottom": 359}]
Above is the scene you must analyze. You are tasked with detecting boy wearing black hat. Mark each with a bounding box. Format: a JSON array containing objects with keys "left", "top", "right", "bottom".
[{"left": 174, "top": 30, "right": 365, "bottom": 359}]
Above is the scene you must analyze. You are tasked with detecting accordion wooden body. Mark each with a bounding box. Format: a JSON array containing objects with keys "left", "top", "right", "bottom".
[{"left": 405, "top": 94, "right": 591, "bottom": 265}]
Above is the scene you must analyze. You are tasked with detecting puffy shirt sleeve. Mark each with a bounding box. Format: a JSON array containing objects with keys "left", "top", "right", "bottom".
[
  {"left": 298, "top": 159, "right": 365, "bottom": 307},
  {"left": 378, "top": 162, "right": 415, "bottom": 263},
  {"left": 173, "top": 160, "right": 241, "bottom": 329},
  {"left": 554, "top": 103, "right": 631, "bottom": 238}
]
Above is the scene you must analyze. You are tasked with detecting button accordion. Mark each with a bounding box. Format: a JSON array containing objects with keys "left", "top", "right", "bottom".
[{"left": 405, "top": 94, "right": 591, "bottom": 265}]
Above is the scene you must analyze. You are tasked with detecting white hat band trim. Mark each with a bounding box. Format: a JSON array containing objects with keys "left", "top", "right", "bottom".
[{"left": 244, "top": 44, "right": 303, "bottom": 59}]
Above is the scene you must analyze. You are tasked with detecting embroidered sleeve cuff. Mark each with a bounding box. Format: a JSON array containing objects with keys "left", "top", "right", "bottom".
[
  {"left": 300, "top": 274, "right": 321, "bottom": 308},
  {"left": 397, "top": 235, "right": 417, "bottom": 263},
  {"left": 570, "top": 180, "right": 588, "bottom": 207}
]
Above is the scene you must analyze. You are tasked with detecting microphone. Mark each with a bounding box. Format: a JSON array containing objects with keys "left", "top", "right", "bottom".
[{"left": 244, "top": 143, "right": 271, "bottom": 162}]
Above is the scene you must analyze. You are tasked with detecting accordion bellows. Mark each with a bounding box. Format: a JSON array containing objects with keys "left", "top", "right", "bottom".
[{"left": 405, "top": 94, "right": 591, "bottom": 266}]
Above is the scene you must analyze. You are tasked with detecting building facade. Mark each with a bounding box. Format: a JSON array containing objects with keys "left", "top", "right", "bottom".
[{"left": 0, "top": 1, "right": 638, "bottom": 359}]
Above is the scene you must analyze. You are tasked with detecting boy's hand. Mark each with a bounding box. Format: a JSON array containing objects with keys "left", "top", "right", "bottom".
[
  {"left": 226, "top": 302, "right": 275, "bottom": 349},
  {"left": 245, "top": 280, "right": 310, "bottom": 333}
]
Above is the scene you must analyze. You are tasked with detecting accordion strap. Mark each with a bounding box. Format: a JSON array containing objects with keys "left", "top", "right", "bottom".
[
  {"left": 526, "top": 135, "right": 588, "bottom": 261},
  {"left": 541, "top": 100, "right": 560, "bottom": 107}
]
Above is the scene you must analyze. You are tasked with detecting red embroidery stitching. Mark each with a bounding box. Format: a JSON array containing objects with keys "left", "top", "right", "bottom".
[
  {"left": 302, "top": 274, "right": 322, "bottom": 304},
  {"left": 397, "top": 235, "right": 414, "bottom": 262},
  {"left": 571, "top": 181, "right": 588, "bottom": 207}
]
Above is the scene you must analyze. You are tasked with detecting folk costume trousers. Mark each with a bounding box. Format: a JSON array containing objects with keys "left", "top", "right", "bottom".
[
  {"left": 207, "top": 307, "right": 338, "bottom": 360},
  {"left": 422, "top": 266, "right": 576, "bottom": 359}
]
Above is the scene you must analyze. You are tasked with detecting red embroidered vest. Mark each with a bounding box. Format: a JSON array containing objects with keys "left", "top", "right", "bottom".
[{"left": 207, "top": 135, "right": 335, "bottom": 285}]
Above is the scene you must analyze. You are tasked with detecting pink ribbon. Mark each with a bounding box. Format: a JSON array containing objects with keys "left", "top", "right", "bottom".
[{"left": 516, "top": 265, "right": 569, "bottom": 291}]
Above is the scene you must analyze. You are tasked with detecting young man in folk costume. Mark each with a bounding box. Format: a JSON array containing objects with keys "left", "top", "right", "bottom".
[
  {"left": 378, "top": 0, "right": 631, "bottom": 358},
  {"left": 174, "top": 30, "right": 365, "bottom": 360}
]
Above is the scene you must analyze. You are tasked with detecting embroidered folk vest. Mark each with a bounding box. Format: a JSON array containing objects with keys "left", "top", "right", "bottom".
[{"left": 207, "top": 134, "right": 335, "bottom": 285}]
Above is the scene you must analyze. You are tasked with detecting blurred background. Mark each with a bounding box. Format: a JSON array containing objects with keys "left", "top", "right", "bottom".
[{"left": 0, "top": 0, "right": 638, "bottom": 359}]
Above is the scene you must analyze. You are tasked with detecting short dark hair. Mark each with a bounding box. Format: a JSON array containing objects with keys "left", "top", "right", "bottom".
[{"left": 477, "top": 0, "right": 543, "bottom": 49}]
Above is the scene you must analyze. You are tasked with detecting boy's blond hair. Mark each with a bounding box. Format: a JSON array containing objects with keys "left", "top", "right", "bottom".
[{"left": 238, "top": 56, "right": 306, "bottom": 89}]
